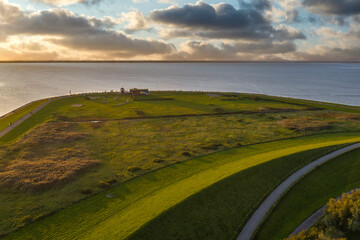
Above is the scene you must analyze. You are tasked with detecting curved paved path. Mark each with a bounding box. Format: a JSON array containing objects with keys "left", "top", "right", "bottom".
[
  {"left": 237, "top": 141, "right": 360, "bottom": 240},
  {"left": 0, "top": 99, "right": 53, "bottom": 138},
  {"left": 291, "top": 187, "right": 360, "bottom": 236}
]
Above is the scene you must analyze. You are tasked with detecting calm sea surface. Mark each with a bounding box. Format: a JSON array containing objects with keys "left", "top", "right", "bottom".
[{"left": 0, "top": 62, "right": 359, "bottom": 116}]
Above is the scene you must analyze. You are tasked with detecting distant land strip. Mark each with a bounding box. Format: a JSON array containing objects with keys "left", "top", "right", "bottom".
[{"left": 1, "top": 61, "right": 360, "bottom": 63}]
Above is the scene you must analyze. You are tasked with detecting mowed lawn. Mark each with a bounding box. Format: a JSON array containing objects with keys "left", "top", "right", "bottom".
[
  {"left": 3, "top": 132, "right": 360, "bottom": 240},
  {"left": 128, "top": 145, "right": 348, "bottom": 240},
  {"left": 0, "top": 99, "right": 49, "bottom": 132},
  {"left": 254, "top": 147, "right": 360, "bottom": 240}
]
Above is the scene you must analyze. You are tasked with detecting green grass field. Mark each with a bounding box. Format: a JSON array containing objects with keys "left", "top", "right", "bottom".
[
  {"left": 2, "top": 133, "right": 360, "bottom": 240},
  {"left": 0, "top": 92, "right": 306, "bottom": 142},
  {"left": 127, "top": 144, "right": 349, "bottom": 240},
  {"left": 1, "top": 91, "right": 360, "bottom": 239},
  {"left": 1, "top": 91, "right": 360, "bottom": 143},
  {"left": 0, "top": 99, "right": 49, "bottom": 132},
  {"left": 254, "top": 147, "right": 360, "bottom": 240}
]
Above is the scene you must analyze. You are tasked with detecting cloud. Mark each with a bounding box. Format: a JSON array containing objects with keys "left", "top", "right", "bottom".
[
  {"left": 51, "top": 32, "right": 174, "bottom": 56},
  {"left": 120, "top": 10, "right": 151, "bottom": 33},
  {"left": 0, "top": 1, "right": 175, "bottom": 59},
  {"left": 167, "top": 40, "right": 237, "bottom": 60},
  {"left": 269, "top": 0, "right": 302, "bottom": 23},
  {"left": 166, "top": 39, "right": 298, "bottom": 60},
  {"left": 0, "top": 1, "right": 24, "bottom": 22},
  {"left": 303, "top": 0, "right": 360, "bottom": 16},
  {"left": 29, "top": 0, "right": 103, "bottom": 7},
  {"left": 293, "top": 22, "right": 360, "bottom": 61},
  {"left": 157, "top": 0, "right": 177, "bottom": 5},
  {"left": 150, "top": 1, "right": 305, "bottom": 41},
  {"left": 132, "top": 0, "right": 148, "bottom": 3},
  {"left": 151, "top": 1, "right": 269, "bottom": 31}
]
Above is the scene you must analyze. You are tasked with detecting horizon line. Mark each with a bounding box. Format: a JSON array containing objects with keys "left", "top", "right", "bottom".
[{"left": 1, "top": 60, "right": 360, "bottom": 64}]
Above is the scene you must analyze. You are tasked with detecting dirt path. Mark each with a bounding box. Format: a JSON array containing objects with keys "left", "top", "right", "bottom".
[
  {"left": 237, "top": 142, "right": 360, "bottom": 240},
  {"left": 0, "top": 99, "right": 53, "bottom": 138}
]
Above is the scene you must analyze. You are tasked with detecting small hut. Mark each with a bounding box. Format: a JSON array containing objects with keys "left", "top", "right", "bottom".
[{"left": 130, "top": 88, "right": 149, "bottom": 95}]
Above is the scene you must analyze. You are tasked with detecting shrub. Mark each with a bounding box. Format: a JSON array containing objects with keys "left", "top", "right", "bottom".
[
  {"left": 91, "top": 121, "right": 105, "bottom": 129},
  {"left": 287, "top": 228, "right": 321, "bottom": 240},
  {"left": 98, "top": 181, "right": 110, "bottom": 189},
  {"left": 81, "top": 188, "right": 92, "bottom": 194},
  {"left": 56, "top": 115, "right": 70, "bottom": 121},
  {"left": 153, "top": 159, "right": 165, "bottom": 163},
  {"left": 278, "top": 118, "right": 333, "bottom": 132},
  {"left": 181, "top": 152, "right": 191, "bottom": 157},
  {"left": 214, "top": 108, "right": 225, "bottom": 113},
  {"left": 289, "top": 190, "right": 360, "bottom": 240},
  {"left": 135, "top": 110, "right": 145, "bottom": 116},
  {"left": 106, "top": 178, "right": 117, "bottom": 184},
  {"left": 249, "top": 96, "right": 262, "bottom": 101},
  {"left": 128, "top": 166, "right": 142, "bottom": 173},
  {"left": 201, "top": 143, "right": 224, "bottom": 150},
  {"left": 20, "top": 215, "right": 33, "bottom": 224}
]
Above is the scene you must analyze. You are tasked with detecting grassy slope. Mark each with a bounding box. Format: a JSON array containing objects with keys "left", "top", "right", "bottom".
[
  {"left": 254, "top": 147, "right": 360, "bottom": 240},
  {"left": 0, "top": 99, "right": 49, "bottom": 132},
  {"left": 0, "top": 97, "right": 76, "bottom": 142},
  {"left": 3, "top": 132, "right": 360, "bottom": 240},
  {"left": 3, "top": 95, "right": 360, "bottom": 235},
  {"left": 127, "top": 145, "right": 348, "bottom": 240}
]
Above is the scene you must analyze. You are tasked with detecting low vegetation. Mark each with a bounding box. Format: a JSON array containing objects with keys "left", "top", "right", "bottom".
[
  {"left": 278, "top": 117, "right": 334, "bottom": 131},
  {"left": 255, "top": 148, "right": 360, "bottom": 240},
  {"left": 288, "top": 189, "right": 360, "bottom": 240},
  {"left": 1, "top": 92, "right": 360, "bottom": 238},
  {"left": 2, "top": 133, "right": 359, "bottom": 239},
  {"left": 0, "top": 150, "right": 99, "bottom": 193},
  {"left": 0, "top": 122, "right": 98, "bottom": 193}
]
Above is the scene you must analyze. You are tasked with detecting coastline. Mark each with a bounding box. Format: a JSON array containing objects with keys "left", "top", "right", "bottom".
[{"left": 1, "top": 91, "right": 360, "bottom": 118}]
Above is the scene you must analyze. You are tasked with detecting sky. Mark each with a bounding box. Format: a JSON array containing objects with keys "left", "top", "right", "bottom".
[{"left": 0, "top": 0, "right": 359, "bottom": 61}]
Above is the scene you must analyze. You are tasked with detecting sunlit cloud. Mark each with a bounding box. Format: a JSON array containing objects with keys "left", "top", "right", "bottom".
[{"left": 0, "top": 0, "right": 359, "bottom": 61}]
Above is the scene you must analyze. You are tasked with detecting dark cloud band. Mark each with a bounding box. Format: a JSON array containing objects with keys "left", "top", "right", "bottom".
[{"left": 303, "top": 0, "right": 360, "bottom": 16}]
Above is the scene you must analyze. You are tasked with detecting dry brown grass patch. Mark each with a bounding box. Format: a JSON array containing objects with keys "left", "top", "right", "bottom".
[
  {"left": 278, "top": 117, "right": 333, "bottom": 131},
  {"left": 316, "top": 112, "right": 360, "bottom": 121},
  {"left": 0, "top": 148, "right": 100, "bottom": 192},
  {"left": 19, "top": 122, "right": 87, "bottom": 146}
]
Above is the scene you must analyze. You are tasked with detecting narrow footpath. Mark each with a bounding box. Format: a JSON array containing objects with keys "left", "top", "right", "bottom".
[
  {"left": 0, "top": 99, "right": 53, "bottom": 138},
  {"left": 237, "top": 142, "right": 360, "bottom": 240}
]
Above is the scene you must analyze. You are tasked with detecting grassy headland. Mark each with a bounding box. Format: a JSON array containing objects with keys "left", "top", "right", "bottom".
[{"left": 0, "top": 91, "right": 359, "bottom": 239}]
